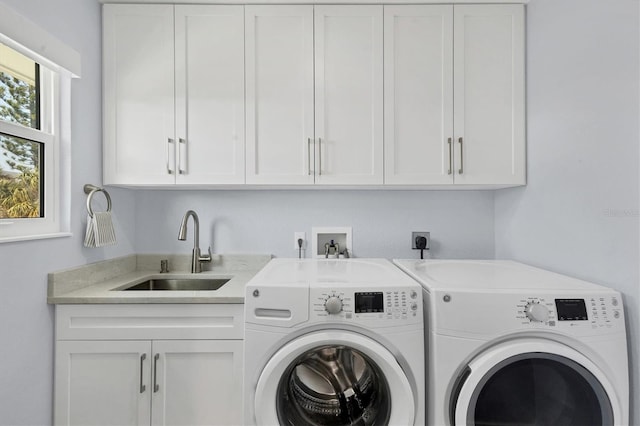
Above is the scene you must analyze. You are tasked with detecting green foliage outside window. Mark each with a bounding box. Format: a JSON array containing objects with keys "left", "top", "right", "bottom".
[{"left": 0, "top": 66, "right": 41, "bottom": 219}]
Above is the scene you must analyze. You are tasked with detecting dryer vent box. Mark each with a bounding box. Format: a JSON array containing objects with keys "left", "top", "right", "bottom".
[{"left": 312, "top": 227, "right": 352, "bottom": 258}]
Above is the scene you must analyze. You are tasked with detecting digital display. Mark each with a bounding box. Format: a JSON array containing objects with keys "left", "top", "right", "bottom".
[
  {"left": 355, "top": 292, "right": 384, "bottom": 313},
  {"left": 555, "top": 299, "right": 588, "bottom": 321}
]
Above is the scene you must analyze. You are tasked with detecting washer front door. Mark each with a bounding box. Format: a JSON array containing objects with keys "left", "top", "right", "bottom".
[
  {"left": 451, "top": 339, "right": 620, "bottom": 426},
  {"left": 254, "top": 331, "right": 415, "bottom": 426}
]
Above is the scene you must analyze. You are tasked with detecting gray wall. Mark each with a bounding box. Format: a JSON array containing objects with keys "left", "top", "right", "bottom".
[
  {"left": 494, "top": 0, "right": 640, "bottom": 423},
  {"left": 0, "top": 0, "right": 638, "bottom": 425}
]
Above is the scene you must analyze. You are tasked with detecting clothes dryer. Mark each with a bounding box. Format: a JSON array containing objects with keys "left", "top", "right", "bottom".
[
  {"left": 394, "top": 259, "right": 628, "bottom": 426},
  {"left": 244, "top": 258, "right": 425, "bottom": 425}
]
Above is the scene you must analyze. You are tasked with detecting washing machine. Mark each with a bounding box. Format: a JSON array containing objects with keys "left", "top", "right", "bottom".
[
  {"left": 393, "top": 259, "right": 629, "bottom": 426},
  {"left": 244, "top": 258, "right": 425, "bottom": 425}
]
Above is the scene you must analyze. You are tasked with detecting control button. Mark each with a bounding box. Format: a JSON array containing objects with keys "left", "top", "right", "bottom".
[
  {"left": 612, "top": 298, "right": 619, "bottom": 306},
  {"left": 324, "top": 296, "right": 343, "bottom": 315},
  {"left": 614, "top": 311, "right": 620, "bottom": 319},
  {"left": 411, "top": 303, "right": 418, "bottom": 311},
  {"left": 410, "top": 290, "right": 418, "bottom": 299},
  {"left": 525, "top": 302, "right": 550, "bottom": 323}
]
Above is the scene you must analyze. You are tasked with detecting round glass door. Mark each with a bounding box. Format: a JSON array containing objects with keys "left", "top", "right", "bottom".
[
  {"left": 452, "top": 340, "right": 617, "bottom": 426},
  {"left": 276, "top": 345, "right": 390, "bottom": 425},
  {"left": 254, "top": 331, "right": 415, "bottom": 426}
]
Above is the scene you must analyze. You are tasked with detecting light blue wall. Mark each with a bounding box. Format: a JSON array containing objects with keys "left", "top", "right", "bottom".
[
  {"left": 494, "top": 0, "right": 640, "bottom": 423},
  {"left": 0, "top": 1, "right": 135, "bottom": 424},
  {"left": 135, "top": 190, "right": 495, "bottom": 259},
  {"left": 0, "top": 0, "right": 638, "bottom": 425}
]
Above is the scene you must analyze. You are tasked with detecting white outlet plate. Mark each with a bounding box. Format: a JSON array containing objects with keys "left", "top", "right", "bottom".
[{"left": 294, "top": 232, "right": 306, "bottom": 250}]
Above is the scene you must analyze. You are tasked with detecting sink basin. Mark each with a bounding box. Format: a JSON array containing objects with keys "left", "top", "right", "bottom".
[{"left": 120, "top": 278, "right": 230, "bottom": 291}]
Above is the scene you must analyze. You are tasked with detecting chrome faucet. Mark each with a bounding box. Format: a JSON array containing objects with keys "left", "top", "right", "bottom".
[{"left": 178, "top": 210, "right": 212, "bottom": 273}]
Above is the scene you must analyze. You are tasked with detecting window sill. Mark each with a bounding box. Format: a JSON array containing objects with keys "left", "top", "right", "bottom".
[{"left": 0, "top": 232, "right": 72, "bottom": 244}]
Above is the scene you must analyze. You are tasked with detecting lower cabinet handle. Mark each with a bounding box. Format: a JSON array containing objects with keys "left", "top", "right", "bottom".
[
  {"left": 139, "top": 353, "right": 146, "bottom": 394},
  {"left": 458, "top": 137, "right": 464, "bottom": 174},
  {"left": 153, "top": 353, "right": 160, "bottom": 393},
  {"left": 167, "top": 138, "right": 175, "bottom": 175},
  {"left": 447, "top": 138, "right": 453, "bottom": 175}
]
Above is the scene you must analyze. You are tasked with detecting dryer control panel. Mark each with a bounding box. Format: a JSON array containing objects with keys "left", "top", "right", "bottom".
[
  {"left": 515, "top": 294, "right": 622, "bottom": 330},
  {"left": 310, "top": 287, "right": 422, "bottom": 325}
]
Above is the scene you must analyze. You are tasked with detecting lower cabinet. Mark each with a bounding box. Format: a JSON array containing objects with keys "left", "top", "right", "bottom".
[{"left": 54, "top": 305, "right": 244, "bottom": 426}]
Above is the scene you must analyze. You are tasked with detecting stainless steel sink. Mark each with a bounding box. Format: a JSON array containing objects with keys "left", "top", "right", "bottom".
[{"left": 120, "top": 278, "right": 230, "bottom": 291}]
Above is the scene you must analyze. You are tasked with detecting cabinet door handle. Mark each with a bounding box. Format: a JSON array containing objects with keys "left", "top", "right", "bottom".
[
  {"left": 139, "top": 353, "right": 146, "bottom": 394},
  {"left": 458, "top": 137, "right": 464, "bottom": 174},
  {"left": 447, "top": 138, "right": 453, "bottom": 175},
  {"left": 307, "top": 138, "right": 312, "bottom": 176},
  {"left": 318, "top": 138, "right": 322, "bottom": 176},
  {"left": 167, "top": 138, "right": 175, "bottom": 175},
  {"left": 178, "top": 138, "right": 187, "bottom": 175},
  {"left": 153, "top": 353, "right": 160, "bottom": 393}
]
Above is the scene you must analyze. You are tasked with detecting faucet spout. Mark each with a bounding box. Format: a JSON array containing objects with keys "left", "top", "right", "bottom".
[{"left": 178, "top": 210, "right": 211, "bottom": 273}]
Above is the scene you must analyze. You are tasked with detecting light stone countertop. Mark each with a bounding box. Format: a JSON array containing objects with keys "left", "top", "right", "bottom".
[{"left": 47, "top": 254, "right": 272, "bottom": 304}]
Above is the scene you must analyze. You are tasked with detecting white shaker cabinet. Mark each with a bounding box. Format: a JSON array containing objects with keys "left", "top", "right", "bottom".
[
  {"left": 245, "top": 5, "right": 383, "bottom": 185},
  {"left": 453, "top": 5, "right": 525, "bottom": 185},
  {"left": 103, "top": 5, "right": 174, "bottom": 185},
  {"left": 103, "top": 5, "right": 245, "bottom": 186},
  {"left": 314, "top": 6, "right": 384, "bottom": 185},
  {"left": 245, "top": 6, "right": 315, "bottom": 184},
  {"left": 384, "top": 4, "right": 525, "bottom": 186},
  {"left": 54, "top": 305, "right": 244, "bottom": 426},
  {"left": 384, "top": 5, "right": 454, "bottom": 185}
]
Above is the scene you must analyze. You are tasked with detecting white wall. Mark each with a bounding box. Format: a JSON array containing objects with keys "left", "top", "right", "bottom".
[
  {"left": 494, "top": 0, "right": 640, "bottom": 423},
  {"left": 0, "top": 1, "right": 135, "bottom": 424}
]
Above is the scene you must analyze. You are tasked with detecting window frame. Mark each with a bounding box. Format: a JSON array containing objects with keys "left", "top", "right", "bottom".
[{"left": 0, "top": 24, "right": 75, "bottom": 243}]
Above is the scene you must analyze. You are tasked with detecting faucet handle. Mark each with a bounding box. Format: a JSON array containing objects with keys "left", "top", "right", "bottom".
[{"left": 200, "top": 246, "right": 212, "bottom": 263}]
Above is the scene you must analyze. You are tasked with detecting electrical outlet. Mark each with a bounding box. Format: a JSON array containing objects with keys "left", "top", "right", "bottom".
[
  {"left": 294, "top": 232, "right": 306, "bottom": 250},
  {"left": 412, "top": 232, "right": 430, "bottom": 250}
]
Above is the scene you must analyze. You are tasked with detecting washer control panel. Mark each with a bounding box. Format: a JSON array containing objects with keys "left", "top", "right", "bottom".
[
  {"left": 516, "top": 294, "right": 622, "bottom": 329},
  {"left": 311, "top": 287, "right": 421, "bottom": 323}
]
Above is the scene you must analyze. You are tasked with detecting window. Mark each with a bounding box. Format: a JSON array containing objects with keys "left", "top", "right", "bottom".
[
  {"left": 0, "top": 41, "right": 59, "bottom": 241},
  {"left": 0, "top": 43, "right": 43, "bottom": 219},
  {"left": 0, "top": 2, "right": 80, "bottom": 242}
]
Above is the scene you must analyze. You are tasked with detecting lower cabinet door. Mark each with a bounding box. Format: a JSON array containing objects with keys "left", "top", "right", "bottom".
[
  {"left": 54, "top": 340, "right": 152, "bottom": 426},
  {"left": 151, "top": 340, "right": 244, "bottom": 426}
]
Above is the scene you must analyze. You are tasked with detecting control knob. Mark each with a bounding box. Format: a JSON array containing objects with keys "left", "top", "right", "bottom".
[
  {"left": 525, "top": 302, "right": 549, "bottom": 323},
  {"left": 325, "top": 296, "right": 343, "bottom": 315}
]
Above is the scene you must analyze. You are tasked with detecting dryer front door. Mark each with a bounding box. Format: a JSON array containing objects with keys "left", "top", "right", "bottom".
[
  {"left": 254, "top": 331, "right": 416, "bottom": 425},
  {"left": 450, "top": 339, "right": 620, "bottom": 426}
]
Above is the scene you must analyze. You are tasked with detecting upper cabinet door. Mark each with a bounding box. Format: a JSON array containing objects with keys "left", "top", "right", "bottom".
[
  {"left": 174, "top": 6, "right": 245, "bottom": 185},
  {"left": 103, "top": 4, "right": 175, "bottom": 185},
  {"left": 384, "top": 5, "right": 454, "bottom": 185},
  {"left": 453, "top": 5, "right": 525, "bottom": 186},
  {"left": 245, "top": 6, "right": 314, "bottom": 185},
  {"left": 314, "top": 6, "right": 384, "bottom": 185}
]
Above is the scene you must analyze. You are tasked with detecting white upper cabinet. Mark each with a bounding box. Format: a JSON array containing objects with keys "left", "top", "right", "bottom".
[
  {"left": 453, "top": 5, "right": 525, "bottom": 186},
  {"left": 103, "top": 4, "right": 245, "bottom": 186},
  {"left": 314, "top": 6, "right": 384, "bottom": 185},
  {"left": 384, "top": 5, "right": 454, "bottom": 185},
  {"left": 246, "top": 5, "right": 383, "bottom": 186},
  {"left": 384, "top": 4, "right": 525, "bottom": 186},
  {"left": 103, "top": 5, "right": 175, "bottom": 185},
  {"left": 174, "top": 6, "right": 245, "bottom": 185},
  {"left": 245, "top": 6, "right": 314, "bottom": 185},
  {"left": 104, "top": 3, "right": 524, "bottom": 188}
]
